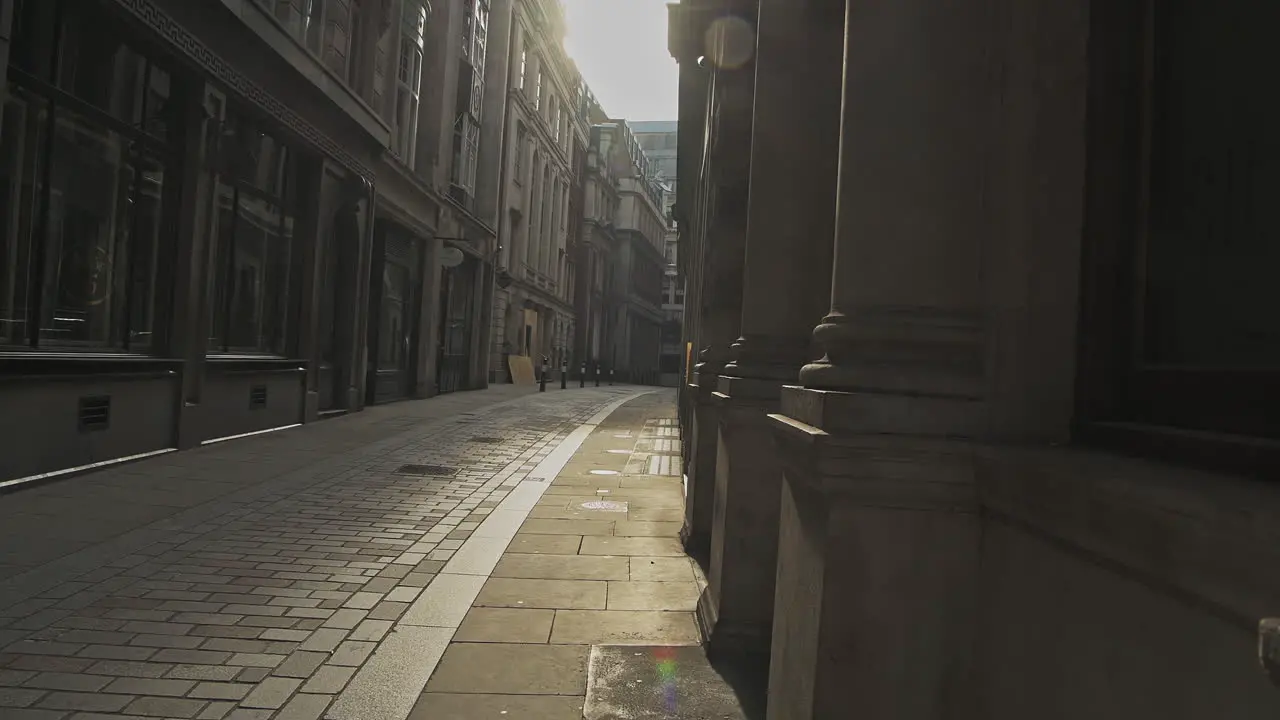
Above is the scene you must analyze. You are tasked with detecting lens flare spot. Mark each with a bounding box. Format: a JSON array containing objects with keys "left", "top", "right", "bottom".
[{"left": 704, "top": 15, "right": 756, "bottom": 69}]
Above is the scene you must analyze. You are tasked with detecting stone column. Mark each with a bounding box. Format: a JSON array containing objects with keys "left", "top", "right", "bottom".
[
  {"left": 172, "top": 88, "right": 217, "bottom": 449},
  {"left": 681, "top": 57, "right": 753, "bottom": 566},
  {"left": 414, "top": 235, "right": 444, "bottom": 398},
  {"left": 765, "top": 0, "right": 996, "bottom": 716},
  {"left": 675, "top": 67, "right": 705, "bottom": 477},
  {"left": 348, "top": 185, "right": 377, "bottom": 410},
  {"left": 0, "top": 0, "right": 12, "bottom": 110},
  {"left": 291, "top": 159, "right": 326, "bottom": 422},
  {"left": 700, "top": 0, "right": 844, "bottom": 662},
  {"left": 472, "top": 253, "right": 495, "bottom": 389}
]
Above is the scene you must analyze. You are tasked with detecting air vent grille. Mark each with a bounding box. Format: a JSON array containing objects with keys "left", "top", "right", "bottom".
[
  {"left": 249, "top": 385, "right": 268, "bottom": 410},
  {"left": 78, "top": 396, "right": 111, "bottom": 432}
]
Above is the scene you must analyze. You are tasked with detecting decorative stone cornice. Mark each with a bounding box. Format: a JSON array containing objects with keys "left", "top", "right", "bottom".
[{"left": 112, "top": 0, "right": 376, "bottom": 181}]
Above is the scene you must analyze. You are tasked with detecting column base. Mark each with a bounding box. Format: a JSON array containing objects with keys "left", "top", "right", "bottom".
[
  {"left": 303, "top": 391, "right": 320, "bottom": 423},
  {"left": 700, "top": 375, "right": 786, "bottom": 665},
  {"left": 765, "top": 385, "right": 981, "bottom": 720},
  {"left": 175, "top": 402, "right": 202, "bottom": 451}
]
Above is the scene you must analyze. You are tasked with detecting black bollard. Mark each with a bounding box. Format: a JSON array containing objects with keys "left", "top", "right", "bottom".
[
  {"left": 580, "top": 362, "right": 586, "bottom": 388},
  {"left": 539, "top": 361, "right": 547, "bottom": 392},
  {"left": 560, "top": 362, "right": 567, "bottom": 390},
  {"left": 609, "top": 368, "right": 614, "bottom": 386},
  {"left": 595, "top": 364, "right": 601, "bottom": 387}
]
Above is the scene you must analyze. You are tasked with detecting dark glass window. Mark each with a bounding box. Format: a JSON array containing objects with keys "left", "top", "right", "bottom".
[
  {"left": 1120, "top": 0, "right": 1280, "bottom": 439},
  {"left": 1078, "top": 0, "right": 1280, "bottom": 474},
  {"left": 1144, "top": 1, "right": 1280, "bottom": 369},
  {"left": 206, "top": 112, "right": 299, "bottom": 355},
  {"left": 0, "top": 0, "right": 179, "bottom": 351},
  {"left": 378, "top": 262, "right": 411, "bottom": 370}
]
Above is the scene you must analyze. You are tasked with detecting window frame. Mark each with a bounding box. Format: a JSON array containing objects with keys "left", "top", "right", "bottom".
[
  {"left": 514, "top": 122, "right": 526, "bottom": 181},
  {"left": 518, "top": 44, "right": 527, "bottom": 91},
  {"left": 203, "top": 104, "right": 302, "bottom": 358},
  {"left": 1, "top": 0, "right": 185, "bottom": 355},
  {"left": 1074, "top": 0, "right": 1280, "bottom": 477},
  {"left": 535, "top": 66, "right": 543, "bottom": 112}
]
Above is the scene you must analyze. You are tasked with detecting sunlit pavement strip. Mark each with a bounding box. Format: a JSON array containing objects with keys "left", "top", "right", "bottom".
[
  {"left": 625, "top": 418, "right": 683, "bottom": 477},
  {"left": 0, "top": 387, "right": 647, "bottom": 720},
  {"left": 327, "top": 390, "right": 653, "bottom": 720},
  {"left": 407, "top": 390, "right": 719, "bottom": 720}
]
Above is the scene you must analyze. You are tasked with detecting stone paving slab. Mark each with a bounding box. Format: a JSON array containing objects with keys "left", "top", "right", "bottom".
[
  {"left": 409, "top": 692, "right": 587, "bottom": 719},
  {"left": 0, "top": 386, "right": 648, "bottom": 720},
  {"left": 423, "top": 643, "right": 590, "bottom": 694},
  {"left": 582, "top": 645, "right": 757, "bottom": 720},
  {"left": 453, "top": 608, "right": 554, "bottom": 643}
]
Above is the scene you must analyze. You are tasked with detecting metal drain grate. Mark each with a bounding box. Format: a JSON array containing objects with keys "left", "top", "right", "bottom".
[
  {"left": 394, "top": 464, "right": 459, "bottom": 477},
  {"left": 469, "top": 436, "right": 504, "bottom": 444}
]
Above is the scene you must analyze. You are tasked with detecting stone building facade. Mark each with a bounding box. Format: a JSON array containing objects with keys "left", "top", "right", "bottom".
[
  {"left": 672, "top": 0, "right": 1280, "bottom": 718},
  {"left": 605, "top": 121, "right": 666, "bottom": 385},
  {"left": 632, "top": 121, "right": 683, "bottom": 386},
  {"left": 483, "top": 0, "right": 587, "bottom": 382},
  {"left": 0, "top": 0, "right": 497, "bottom": 485},
  {"left": 631, "top": 119, "right": 677, "bottom": 215},
  {"left": 572, "top": 90, "right": 617, "bottom": 379}
]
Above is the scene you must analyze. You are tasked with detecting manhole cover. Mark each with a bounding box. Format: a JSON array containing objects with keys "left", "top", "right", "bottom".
[
  {"left": 580, "top": 500, "right": 628, "bottom": 512},
  {"left": 394, "top": 464, "right": 458, "bottom": 477},
  {"left": 590, "top": 470, "right": 619, "bottom": 476},
  {"left": 469, "top": 437, "right": 503, "bottom": 444}
]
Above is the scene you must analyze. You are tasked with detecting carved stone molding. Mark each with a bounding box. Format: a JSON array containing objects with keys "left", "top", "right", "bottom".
[
  {"left": 112, "top": 0, "right": 376, "bottom": 182},
  {"left": 770, "top": 411, "right": 980, "bottom": 513},
  {"left": 804, "top": 304, "right": 988, "bottom": 398}
]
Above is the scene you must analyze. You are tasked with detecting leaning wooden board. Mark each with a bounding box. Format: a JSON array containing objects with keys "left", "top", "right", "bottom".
[{"left": 508, "top": 355, "right": 536, "bottom": 385}]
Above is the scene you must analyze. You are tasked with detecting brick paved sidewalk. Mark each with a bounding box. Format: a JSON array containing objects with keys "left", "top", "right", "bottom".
[{"left": 0, "top": 385, "right": 648, "bottom": 720}]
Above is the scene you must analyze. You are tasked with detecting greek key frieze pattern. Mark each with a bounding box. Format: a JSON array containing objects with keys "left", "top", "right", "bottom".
[{"left": 112, "top": 0, "right": 376, "bottom": 182}]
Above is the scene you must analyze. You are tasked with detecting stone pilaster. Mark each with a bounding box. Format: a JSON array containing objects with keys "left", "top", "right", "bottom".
[
  {"left": 665, "top": 0, "right": 758, "bottom": 565},
  {"left": 763, "top": 0, "right": 998, "bottom": 716},
  {"left": 172, "top": 89, "right": 217, "bottom": 449},
  {"left": 291, "top": 158, "right": 326, "bottom": 422},
  {"left": 680, "top": 58, "right": 753, "bottom": 567},
  {"left": 674, "top": 53, "right": 707, "bottom": 478},
  {"left": 699, "top": 0, "right": 843, "bottom": 662}
]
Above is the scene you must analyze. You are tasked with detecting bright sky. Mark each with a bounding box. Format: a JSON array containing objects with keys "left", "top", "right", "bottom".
[{"left": 561, "top": 0, "right": 679, "bottom": 122}]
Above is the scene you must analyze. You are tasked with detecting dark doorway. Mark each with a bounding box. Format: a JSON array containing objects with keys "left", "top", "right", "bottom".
[
  {"left": 437, "top": 254, "right": 477, "bottom": 394},
  {"left": 366, "top": 225, "right": 421, "bottom": 404},
  {"left": 318, "top": 196, "right": 360, "bottom": 412}
]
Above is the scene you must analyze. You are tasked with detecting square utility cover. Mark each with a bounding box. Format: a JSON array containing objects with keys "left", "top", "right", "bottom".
[{"left": 584, "top": 645, "right": 758, "bottom": 720}]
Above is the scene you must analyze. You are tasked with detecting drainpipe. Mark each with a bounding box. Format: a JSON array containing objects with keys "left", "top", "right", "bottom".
[{"left": 354, "top": 177, "right": 377, "bottom": 410}]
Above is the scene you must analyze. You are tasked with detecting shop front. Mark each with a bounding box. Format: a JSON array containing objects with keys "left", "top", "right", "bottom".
[{"left": 0, "top": 0, "right": 380, "bottom": 484}]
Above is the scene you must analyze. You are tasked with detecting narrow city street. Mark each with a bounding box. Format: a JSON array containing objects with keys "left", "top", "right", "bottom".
[{"left": 0, "top": 387, "right": 749, "bottom": 720}]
